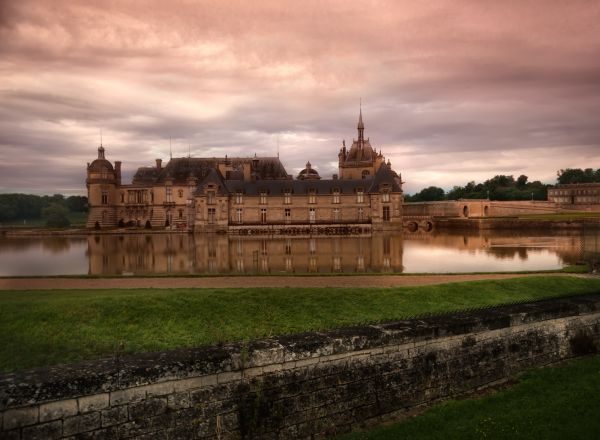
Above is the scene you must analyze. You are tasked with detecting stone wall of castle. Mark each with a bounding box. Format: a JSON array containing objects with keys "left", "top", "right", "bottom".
[{"left": 2, "top": 294, "right": 599, "bottom": 439}]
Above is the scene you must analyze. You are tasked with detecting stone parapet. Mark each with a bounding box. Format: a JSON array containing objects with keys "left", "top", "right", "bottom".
[{"left": 1, "top": 294, "right": 599, "bottom": 439}]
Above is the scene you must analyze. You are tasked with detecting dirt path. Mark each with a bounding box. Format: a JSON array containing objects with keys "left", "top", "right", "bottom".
[{"left": 0, "top": 273, "right": 585, "bottom": 290}]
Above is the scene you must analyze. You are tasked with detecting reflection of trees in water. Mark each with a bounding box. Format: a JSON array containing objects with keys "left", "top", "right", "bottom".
[
  {"left": 0, "top": 237, "right": 85, "bottom": 253},
  {"left": 41, "top": 238, "right": 71, "bottom": 254}
]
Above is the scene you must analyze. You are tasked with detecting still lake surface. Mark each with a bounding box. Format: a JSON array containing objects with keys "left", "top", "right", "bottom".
[{"left": 1, "top": 230, "right": 598, "bottom": 276}]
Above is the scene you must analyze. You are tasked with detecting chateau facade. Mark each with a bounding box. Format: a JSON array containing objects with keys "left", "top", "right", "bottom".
[
  {"left": 86, "top": 112, "right": 404, "bottom": 232},
  {"left": 547, "top": 183, "right": 600, "bottom": 205}
]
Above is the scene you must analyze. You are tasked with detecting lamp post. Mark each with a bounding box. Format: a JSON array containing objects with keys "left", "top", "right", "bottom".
[{"left": 531, "top": 192, "right": 534, "bottom": 201}]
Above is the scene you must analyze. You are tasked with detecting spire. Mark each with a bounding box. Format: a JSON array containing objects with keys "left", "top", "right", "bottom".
[
  {"left": 357, "top": 100, "right": 365, "bottom": 147},
  {"left": 98, "top": 129, "right": 105, "bottom": 159}
]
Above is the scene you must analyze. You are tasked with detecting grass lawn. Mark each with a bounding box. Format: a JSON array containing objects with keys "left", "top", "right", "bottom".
[
  {"left": 1, "top": 276, "right": 599, "bottom": 372},
  {"left": 336, "top": 354, "right": 600, "bottom": 440}
]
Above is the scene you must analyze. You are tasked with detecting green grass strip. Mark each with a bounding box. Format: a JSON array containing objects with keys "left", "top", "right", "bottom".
[
  {"left": 1, "top": 276, "right": 599, "bottom": 372},
  {"left": 336, "top": 354, "right": 600, "bottom": 440}
]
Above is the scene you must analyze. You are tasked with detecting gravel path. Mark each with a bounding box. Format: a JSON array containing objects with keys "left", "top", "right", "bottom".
[{"left": 0, "top": 273, "right": 582, "bottom": 290}]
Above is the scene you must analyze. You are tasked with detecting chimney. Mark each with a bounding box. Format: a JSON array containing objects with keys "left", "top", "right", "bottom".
[
  {"left": 115, "top": 161, "right": 122, "bottom": 185},
  {"left": 156, "top": 158, "right": 162, "bottom": 170}
]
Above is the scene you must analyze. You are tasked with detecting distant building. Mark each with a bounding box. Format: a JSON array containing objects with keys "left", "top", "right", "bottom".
[
  {"left": 547, "top": 183, "right": 600, "bottom": 205},
  {"left": 86, "top": 112, "right": 404, "bottom": 232}
]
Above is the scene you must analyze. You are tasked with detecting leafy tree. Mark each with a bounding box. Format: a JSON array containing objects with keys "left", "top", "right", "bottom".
[
  {"left": 66, "top": 196, "right": 88, "bottom": 212},
  {"left": 517, "top": 175, "right": 528, "bottom": 188},
  {"left": 557, "top": 168, "right": 600, "bottom": 184},
  {"left": 408, "top": 186, "right": 446, "bottom": 202},
  {"left": 42, "top": 203, "right": 71, "bottom": 228}
]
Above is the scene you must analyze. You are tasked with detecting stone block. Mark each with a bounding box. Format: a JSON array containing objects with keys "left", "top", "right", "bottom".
[
  {"left": 39, "top": 398, "right": 78, "bottom": 422},
  {"left": 128, "top": 398, "right": 167, "bottom": 421},
  {"left": 110, "top": 387, "right": 146, "bottom": 406},
  {"left": 167, "top": 392, "right": 192, "bottom": 410},
  {"left": 171, "top": 376, "right": 205, "bottom": 393},
  {"left": 22, "top": 420, "right": 62, "bottom": 440},
  {"left": 0, "top": 430, "right": 20, "bottom": 440},
  {"left": 78, "top": 393, "right": 109, "bottom": 413},
  {"left": 3, "top": 406, "right": 39, "bottom": 430},
  {"left": 144, "top": 381, "right": 174, "bottom": 397},
  {"left": 63, "top": 411, "right": 101, "bottom": 436},
  {"left": 101, "top": 405, "right": 128, "bottom": 428},
  {"left": 217, "top": 371, "right": 242, "bottom": 384}
]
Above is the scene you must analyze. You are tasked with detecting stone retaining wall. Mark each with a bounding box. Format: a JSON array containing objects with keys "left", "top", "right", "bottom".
[{"left": 1, "top": 294, "right": 599, "bottom": 440}]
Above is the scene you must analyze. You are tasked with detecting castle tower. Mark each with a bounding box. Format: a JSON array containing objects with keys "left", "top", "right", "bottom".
[
  {"left": 86, "top": 144, "right": 118, "bottom": 228},
  {"left": 338, "top": 109, "right": 385, "bottom": 179}
]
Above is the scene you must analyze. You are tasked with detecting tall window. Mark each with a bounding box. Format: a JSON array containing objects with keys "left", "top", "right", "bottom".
[
  {"left": 178, "top": 189, "right": 183, "bottom": 198},
  {"left": 207, "top": 208, "right": 216, "bottom": 224},
  {"left": 309, "top": 208, "right": 316, "bottom": 223},
  {"left": 383, "top": 206, "right": 390, "bottom": 221},
  {"left": 285, "top": 239, "right": 292, "bottom": 255},
  {"left": 235, "top": 191, "right": 243, "bottom": 204},
  {"left": 236, "top": 208, "right": 243, "bottom": 223},
  {"left": 284, "top": 208, "right": 291, "bottom": 224},
  {"left": 207, "top": 191, "right": 215, "bottom": 205},
  {"left": 332, "top": 208, "right": 340, "bottom": 221},
  {"left": 166, "top": 187, "right": 173, "bottom": 203},
  {"left": 382, "top": 191, "right": 390, "bottom": 203},
  {"left": 120, "top": 193, "right": 124, "bottom": 203},
  {"left": 101, "top": 191, "right": 108, "bottom": 205},
  {"left": 260, "top": 190, "right": 267, "bottom": 205},
  {"left": 357, "top": 189, "right": 364, "bottom": 204},
  {"left": 332, "top": 188, "right": 340, "bottom": 204},
  {"left": 284, "top": 189, "right": 291, "bottom": 205},
  {"left": 260, "top": 208, "right": 267, "bottom": 224},
  {"left": 178, "top": 209, "right": 183, "bottom": 219},
  {"left": 357, "top": 207, "right": 364, "bottom": 221},
  {"left": 308, "top": 189, "right": 316, "bottom": 204}
]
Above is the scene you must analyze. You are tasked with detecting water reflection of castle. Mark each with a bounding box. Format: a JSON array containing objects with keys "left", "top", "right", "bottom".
[
  {"left": 88, "top": 234, "right": 404, "bottom": 275},
  {"left": 86, "top": 230, "right": 591, "bottom": 276}
]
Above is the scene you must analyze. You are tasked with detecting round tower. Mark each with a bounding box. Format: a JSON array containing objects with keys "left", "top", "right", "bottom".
[{"left": 86, "top": 145, "right": 118, "bottom": 229}]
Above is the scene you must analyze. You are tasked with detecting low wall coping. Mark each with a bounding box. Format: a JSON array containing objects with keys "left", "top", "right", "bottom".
[{"left": 1, "top": 293, "right": 599, "bottom": 410}]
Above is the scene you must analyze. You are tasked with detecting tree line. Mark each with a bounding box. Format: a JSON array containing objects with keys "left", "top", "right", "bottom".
[
  {"left": 406, "top": 168, "right": 600, "bottom": 202},
  {"left": 0, "top": 194, "right": 87, "bottom": 227}
]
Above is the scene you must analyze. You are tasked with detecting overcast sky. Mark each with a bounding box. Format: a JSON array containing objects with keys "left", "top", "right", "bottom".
[{"left": 1, "top": 0, "right": 599, "bottom": 195}]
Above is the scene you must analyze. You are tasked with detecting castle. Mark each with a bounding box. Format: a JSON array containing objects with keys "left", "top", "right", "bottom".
[{"left": 86, "top": 111, "right": 404, "bottom": 232}]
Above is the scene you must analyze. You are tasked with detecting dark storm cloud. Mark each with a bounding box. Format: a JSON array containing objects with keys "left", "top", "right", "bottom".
[{"left": 0, "top": 0, "right": 599, "bottom": 194}]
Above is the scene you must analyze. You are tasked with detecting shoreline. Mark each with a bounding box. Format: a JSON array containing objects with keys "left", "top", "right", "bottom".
[
  {"left": 0, "top": 272, "right": 589, "bottom": 290},
  {"left": 2, "top": 216, "right": 600, "bottom": 237}
]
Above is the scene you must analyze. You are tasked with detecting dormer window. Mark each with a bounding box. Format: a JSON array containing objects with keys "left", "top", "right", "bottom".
[
  {"left": 235, "top": 190, "right": 243, "bottom": 204},
  {"left": 357, "top": 188, "right": 364, "bottom": 204},
  {"left": 308, "top": 188, "right": 316, "bottom": 204},
  {"left": 260, "top": 190, "right": 267, "bottom": 205},
  {"left": 284, "top": 189, "right": 292, "bottom": 205},
  {"left": 332, "top": 188, "right": 340, "bottom": 204},
  {"left": 382, "top": 191, "right": 390, "bottom": 203},
  {"left": 207, "top": 191, "right": 215, "bottom": 205}
]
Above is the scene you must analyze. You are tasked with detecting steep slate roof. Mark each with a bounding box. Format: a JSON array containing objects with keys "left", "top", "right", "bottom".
[
  {"left": 344, "top": 139, "right": 376, "bottom": 163},
  {"left": 132, "top": 157, "right": 290, "bottom": 185},
  {"left": 367, "top": 162, "right": 402, "bottom": 193},
  {"left": 196, "top": 168, "right": 228, "bottom": 194}
]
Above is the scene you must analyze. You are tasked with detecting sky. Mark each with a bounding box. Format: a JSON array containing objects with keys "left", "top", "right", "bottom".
[{"left": 1, "top": 0, "right": 599, "bottom": 195}]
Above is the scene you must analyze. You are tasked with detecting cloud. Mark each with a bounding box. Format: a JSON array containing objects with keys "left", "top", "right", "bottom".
[{"left": 0, "top": 0, "right": 599, "bottom": 195}]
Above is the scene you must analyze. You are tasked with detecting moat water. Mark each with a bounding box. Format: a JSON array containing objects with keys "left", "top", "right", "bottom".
[{"left": 1, "top": 230, "right": 599, "bottom": 276}]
